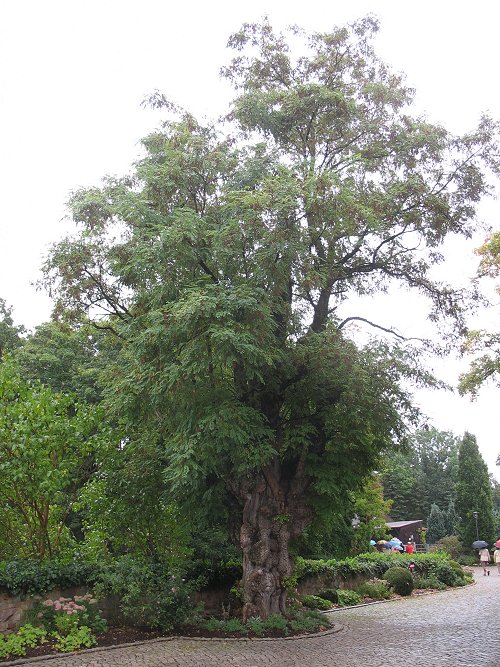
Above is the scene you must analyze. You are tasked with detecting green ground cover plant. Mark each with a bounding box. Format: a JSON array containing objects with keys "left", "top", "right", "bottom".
[
  {"left": 198, "top": 610, "right": 327, "bottom": 636},
  {"left": 0, "top": 624, "right": 46, "bottom": 659},
  {"left": 336, "top": 590, "right": 362, "bottom": 606}
]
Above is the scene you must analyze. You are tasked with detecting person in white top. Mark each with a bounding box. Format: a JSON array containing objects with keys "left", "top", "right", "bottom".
[
  {"left": 478, "top": 547, "right": 490, "bottom": 575},
  {"left": 494, "top": 548, "right": 500, "bottom": 575}
]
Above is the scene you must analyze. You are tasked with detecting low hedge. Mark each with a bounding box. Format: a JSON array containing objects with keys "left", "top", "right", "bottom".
[
  {"left": 294, "top": 551, "right": 454, "bottom": 583},
  {"left": 0, "top": 561, "right": 103, "bottom": 598},
  {"left": 0, "top": 551, "right": 465, "bottom": 600}
]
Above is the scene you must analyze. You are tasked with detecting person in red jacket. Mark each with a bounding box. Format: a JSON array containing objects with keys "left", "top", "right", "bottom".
[{"left": 406, "top": 541, "right": 414, "bottom": 555}]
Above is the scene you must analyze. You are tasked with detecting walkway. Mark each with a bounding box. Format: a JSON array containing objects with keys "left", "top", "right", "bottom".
[{"left": 16, "top": 569, "right": 500, "bottom": 667}]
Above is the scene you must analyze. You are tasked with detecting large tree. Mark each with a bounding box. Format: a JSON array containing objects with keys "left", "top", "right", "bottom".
[
  {"left": 455, "top": 432, "right": 495, "bottom": 549},
  {"left": 43, "top": 18, "right": 500, "bottom": 618}
]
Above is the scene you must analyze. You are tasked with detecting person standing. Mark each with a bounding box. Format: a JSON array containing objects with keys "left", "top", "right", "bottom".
[
  {"left": 478, "top": 547, "right": 491, "bottom": 575},
  {"left": 406, "top": 541, "right": 414, "bottom": 555},
  {"left": 494, "top": 547, "right": 500, "bottom": 575}
]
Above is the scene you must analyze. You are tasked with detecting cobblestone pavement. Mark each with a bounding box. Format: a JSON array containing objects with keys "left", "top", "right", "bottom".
[{"left": 16, "top": 569, "right": 500, "bottom": 667}]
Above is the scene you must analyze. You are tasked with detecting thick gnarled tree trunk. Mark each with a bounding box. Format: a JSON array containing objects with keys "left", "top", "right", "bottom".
[{"left": 238, "top": 465, "right": 311, "bottom": 620}]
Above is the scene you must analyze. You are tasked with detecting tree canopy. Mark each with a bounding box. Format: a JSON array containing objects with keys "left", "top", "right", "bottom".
[
  {"left": 41, "top": 18, "right": 500, "bottom": 617},
  {"left": 459, "top": 231, "right": 500, "bottom": 398}
]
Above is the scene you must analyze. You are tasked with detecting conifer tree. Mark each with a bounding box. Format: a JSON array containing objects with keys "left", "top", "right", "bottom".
[{"left": 455, "top": 432, "right": 495, "bottom": 548}]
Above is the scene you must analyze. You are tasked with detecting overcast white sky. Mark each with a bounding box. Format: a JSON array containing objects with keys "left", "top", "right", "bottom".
[{"left": 0, "top": 1, "right": 498, "bottom": 474}]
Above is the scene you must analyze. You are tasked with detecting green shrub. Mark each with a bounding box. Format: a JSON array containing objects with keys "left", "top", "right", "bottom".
[
  {"left": 0, "top": 560, "right": 101, "bottom": 597},
  {"left": 413, "top": 575, "right": 446, "bottom": 590},
  {"left": 432, "top": 535, "right": 464, "bottom": 560},
  {"left": 383, "top": 567, "right": 414, "bottom": 596},
  {"left": 263, "top": 613, "right": 289, "bottom": 634},
  {"left": 356, "top": 579, "right": 391, "bottom": 600},
  {"left": 336, "top": 589, "right": 362, "bottom": 606},
  {"left": 288, "top": 610, "right": 327, "bottom": 634},
  {"left": 456, "top": 554, "right": 477, "bottom": 566},
  {"left": 92, "top": 556, "right": 194, "bottom": 631},
  {"left": 317, "top": 588, "right": 338, "bottom": 602},
  {"left": 428, "top": 561, "right": 465, "bottom": 587},
  {"left": 246, "top": 616, "right": 265, "bottom": 636},
  {"left": 301, "top": 594, "right": 332, "bottom": 610}
]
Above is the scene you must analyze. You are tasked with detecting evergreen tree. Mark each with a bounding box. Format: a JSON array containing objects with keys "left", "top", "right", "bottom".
[
  {"left": 455, "top": 432, "right": 495, "bottom": 549},
  {"left": 426, "top": 503, "right": 447, "bottom": 544},
  {"left": 382, "top": 428, "right": 459, "bottom": 520},
  {"left": 444, "top": 499, "right": 461, "bottom": 537}
]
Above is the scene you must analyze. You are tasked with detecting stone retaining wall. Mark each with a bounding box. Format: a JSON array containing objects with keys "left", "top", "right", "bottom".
[
  {"left": 0, "top": 588, "right": 123, "bottom": 634},
  {"left": 1, "top": 572, "right": 371, "bottom": 633}
]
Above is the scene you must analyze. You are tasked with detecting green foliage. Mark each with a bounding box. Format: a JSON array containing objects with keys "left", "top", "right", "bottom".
[
  {"left": 455, "top": 432, "right": 495, "bottom": 549},
  {"left": 459, "top": 232, "right": 500, "bottom": 397},
  {"left": 356, "top": 579, "right": 391, "bottom": 600},
  {"left": 14, "top": 321, "right": 110, "bottom": 404},
  {"left": 301, "top": 594, "right": 332, "bottom": 610},
  {"left": 0, "top": 560, "right": 102, "bottom": 597},
  {"left": 201, "top": 610, "right": 326, "bottom": 636},
  {"left": 31, "top": 593, "right": 107, "bottom": 636},
  {"left": 383, "top": 567, "right": 414, "bottom": 596},
  {"left": 432, "top": 535, "right": 464, "bottom": 560},
  {"left": 427, "top": 503, "right": 448, "bottom": 544},
  {"left": 336, "top": 589, "right": 362, "bottom": 606},
  {"left": 0, "top": 357, "right": 114, "bottom": 559},
  {"left": 52, "top": 625, "right": 96, "bottom": 652},
  {"left": 76, "top": 436, "right": 193, "bottom": 565},
  {"left": 350, "top": 474, "right": 392, "bottom": 555},
  {"left": 382, "top": 428, "right": 459, "bottom": 521},
  {"left": 203, "top": 617, "right": 246, "bottom": 634},
  {"left": 92, "top": 556, "right": 193, "bottom": 631},
  {"left": 0, "top": 624, "right": 46, "bottom": 659},
  {"left": 0, "top": 298, "right": 24, "bottom": 358},
  {"left": 413, "top": 575, "right": 446, "bottom": 590},
  {"left": 456, "top": 554, "right": 477, "bottom": 566},
  {"left": 317, "top": 588, "right": 338, "bottom": 603},
  {"left": 428, "top": 561, "right": 467, "bottom": 587}
]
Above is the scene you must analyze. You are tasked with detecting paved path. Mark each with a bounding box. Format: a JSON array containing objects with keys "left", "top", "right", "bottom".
[{"left": 16, "top": 568, "right": 500, "bottom": 667}]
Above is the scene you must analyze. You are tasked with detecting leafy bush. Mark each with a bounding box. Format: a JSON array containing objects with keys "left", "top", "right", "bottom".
[
  {"left": 317, "top": 588, "right": 338, "bottom": 603},
  {"left": 432, "top": 535, "right": 464, "bottom": 560},
  {"left": 336, "top": 589, "right": 362, "bottom": 606},
  {"left": 383, "top": 567, "right": 414, "bottom": 596},
  {"left": 301, "top": 594, "right": 332, "bottom": 610},
  {"left": 428, "top": 561, "right": 466, "bottom": 587},
  {"left": 413, "top": 575, "right": 446, "bottom": 590},
  {"left": 288, "top": 610, "right": 327, "bottom": 634},
  {"left": 93, "top": 556, "right": 194, "bottom": 631},
  {"left": 356, "top": 579, "right": 391, "bottom": 600},
  {"left": 456, "top": 554, "right": 477, "bottom": 566}
]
